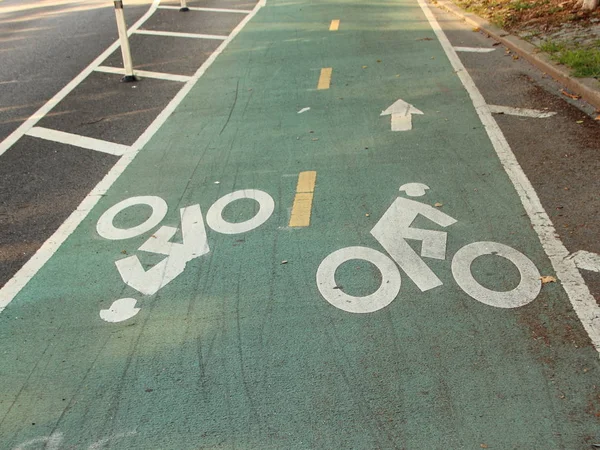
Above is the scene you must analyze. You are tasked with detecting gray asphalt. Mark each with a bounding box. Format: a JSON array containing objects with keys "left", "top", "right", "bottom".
[
  {"left": 0, "top": 0, "right": 259, "bottom": 289},
  {"left": 0, "top": 0, "right": 153, "bottom": 143},
  {"left": 430, "top": 5, "right": 600, "bottom": 306}
]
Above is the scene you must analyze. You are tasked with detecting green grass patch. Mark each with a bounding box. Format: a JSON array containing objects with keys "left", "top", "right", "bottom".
[{"left": 541, "top": 40, "right": 600, "bottom": 79}]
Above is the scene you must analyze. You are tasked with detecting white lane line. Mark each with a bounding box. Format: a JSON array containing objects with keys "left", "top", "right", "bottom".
[
  {"left": 0, "top": 0, "right": 161, "bottom": 158},
  {"left": 418, "top": 0, "right": 600, "bottom": 354},
  {"left": 0, "top": 0, "right": 266, "bottom": 312},
  {"left": 95, "top": 65, "right": 191, "bottom": 83},
  {"left": 488, "top": 105, "right": 557, "bottom": 118},
  {"left": 135, "top": 29, "right": 227, "bottom": 40},
  {"left": 26, "top": 127, "right": 131, "bottom": 156},
  {"left": 158, "top": 5, "right": 251, "bottom": 13},
  {"left": 454, "top": 46, "right": 495, "bottom": 53}
]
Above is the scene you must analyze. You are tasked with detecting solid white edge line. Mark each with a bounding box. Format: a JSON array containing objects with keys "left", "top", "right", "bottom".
[
  {"left": 158, "top": 5, "right": 252, "bottom": 13},
  {"left": 0, "top": 0, "right": 161, "bottom": 158},
  {"left": 454, "top": 46, "right": 496, "bottom": 53},
  {"left": 419, "top": 0, "right": 600, "bottom": 354},
  {"left": 26, "top": 127, "right": 130, "bottom": 156},
  {"left": 488, "top": 105, "right": 557, "bottom": 118},
  {"left": 134, "top": 29, "right": 227, "bottom": 40},
  {"left": 95, "top": 65, "right": 191, "bottom": 83},
  {"left": 0, "top": 0, "right": 266, "bottom": 312}
]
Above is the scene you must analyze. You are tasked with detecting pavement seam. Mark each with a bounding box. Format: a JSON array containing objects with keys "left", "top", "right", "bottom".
[{"left": 431, "top": 0, "right": 600, "bottom": 110}]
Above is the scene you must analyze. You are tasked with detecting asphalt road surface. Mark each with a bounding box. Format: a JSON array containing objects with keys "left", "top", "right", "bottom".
[{"left": 1, "top": 0, "right": 599, "bottom": 448}]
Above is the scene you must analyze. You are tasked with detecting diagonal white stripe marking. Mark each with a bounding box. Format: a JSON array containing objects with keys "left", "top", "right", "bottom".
[
  {"left": 158, "top": 5, "right": 252, "bottom": 13},
  {"left": 0, "top": 0, "right": 161, "bottom": 158},
  {"left": 488, "top": 105, "right": 557, "bottom": 118},
  {"left": 569, "top": 250, "right": 600, "bottom": 273},
  {"left": 454, "top": 46, "right": 496, "bottom": 53},
  {"left": 95, "top": 65, "right": 191, "bottom": 83},
  {"left": 418, "top": 0, "right": 600, "bottom": 354},
  {"left": 135, "top": 29, "right": 227, "bottom": 40},
  {"left": 26, "top": 127, "right": 130, "bottom": 156},
  {"left": 0, "top": 0, "right": 267, "bottom": 312}
]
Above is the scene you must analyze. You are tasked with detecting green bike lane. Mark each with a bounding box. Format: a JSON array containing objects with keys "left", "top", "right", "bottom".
[{"left": 2, "top": 0, "right": 599, "bottom": 447}]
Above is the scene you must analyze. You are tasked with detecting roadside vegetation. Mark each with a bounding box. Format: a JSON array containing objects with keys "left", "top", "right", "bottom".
[{"left": 452, "top": 0, "right": 600, "bottom": 78}]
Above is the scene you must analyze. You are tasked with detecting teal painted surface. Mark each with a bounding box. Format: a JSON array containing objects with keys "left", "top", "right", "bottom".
[{"left": 1, "top": 0, "right": 599, "bottom": 448}]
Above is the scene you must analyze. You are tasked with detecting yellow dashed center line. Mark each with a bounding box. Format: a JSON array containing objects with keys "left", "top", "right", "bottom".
[
  {"left": 289, "top": 171, "right": 317, "bottom": 227},
  {"left": 329, "top": 19, "right": 340, "bottom": 31},
  {"left": 317, "top": 68, "right": 332, "bottom": 90}
]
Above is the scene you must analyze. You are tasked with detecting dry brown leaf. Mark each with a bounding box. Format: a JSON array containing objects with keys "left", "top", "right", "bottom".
[
  {"left": 362, "top": 65, "right": 368, "bottom": 69},
  {"left": 472, "top": 27, "right": 480, "bottom": 32},
  {"left": 594, "top": 115, "right": 600, "bottom": 121},
  {"left": 540, "top": 275, "right": 557, "bottom": 284},
  {"left": 434, "top": 202, "right": 443, "bottom": 207},
  {"left": 561, "top": 89, "right": 581, "bottom": 100}
]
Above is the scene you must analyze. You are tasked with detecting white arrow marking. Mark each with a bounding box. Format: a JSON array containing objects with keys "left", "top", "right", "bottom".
[
  {"left": 381, "top": 99, "right": 423, "bottom": 131},
  {"left": 100, "top": 298, "right": 140, "bottom": 323},
  {"left": 488, "top": 105, "right": 557, "bottom": 118}
]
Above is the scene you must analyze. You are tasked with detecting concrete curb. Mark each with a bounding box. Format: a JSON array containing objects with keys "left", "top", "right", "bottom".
[{"left": 432, "top": 0, "right": 600, "bottom": 111}]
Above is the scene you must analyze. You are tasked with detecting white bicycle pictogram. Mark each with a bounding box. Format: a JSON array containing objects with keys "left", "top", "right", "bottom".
[
  {"left": 96, "top": 189, "right": 275, "bottom": 322},
  {"left": 316, "top": 182, "right": 542, "bottom": 313}
]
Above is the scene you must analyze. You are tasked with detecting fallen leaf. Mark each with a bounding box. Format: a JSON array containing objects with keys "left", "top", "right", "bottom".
[
  {"left": 417, "top": 37, "right": 434, "bottom": 41},
  {"left": 576, "top": 120, "right": 584, "bottom": 124},
  {"left": 512, "top": 54, "right": 519, "bottom": 60},
  {"left": 365, "top": 213, "right": 370, "bottom": 217},
  {"left": 434, "top": 202, "right": 443, "bottom": 207},
  {"left": 312, "top": 138, "right": 319, "bottom": 141},
  {"left": 595, "top": 115, "right": 600, "bottom": 121},
  {"left": 121, "top": 250, "right": 127, "bottom": 254},
  {"left": 472, "top": 27, "right": 480, "bottom": 32},
  {"left": 377, "top": 59, "right": 382, "bottom": 63},
  {"left": 540, "top": 275, "right": 557, "bottom": 284},
  {"left": 362, "top": 65, "right": 368, "bottom": 69},
  {"left": 561, "top": 89, "right": 581, "bottom": 100},
  {"left": 480, "top": 445, "right": 488, "bottom": 449},
  {"left": 281, "top": 260, "right": 288, "bottom": 265}
]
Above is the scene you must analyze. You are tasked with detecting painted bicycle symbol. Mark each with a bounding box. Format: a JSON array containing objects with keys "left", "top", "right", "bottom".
[
  {"left": 316, "top": 182, "right": 542, "bottom": 313},
  {"left": 96, "top": 189, "right": 275, "bottom": 322}
]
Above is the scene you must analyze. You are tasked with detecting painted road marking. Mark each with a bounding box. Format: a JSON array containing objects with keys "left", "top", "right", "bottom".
[
  {"left": 158, "top": 5, "right": 252, "bottom": 13},
  {"left": 289, "top": 171, "right": 317, "bottom": 227},
  {"left": 569, "top": 250, "right": 600, "bottom": 273},
  {"left": 0, "top": 0, "right": 161, "bottom": 158},
  {"left": 488, "top": 105, "right": 557, "bottom": 118},
  {"left": 96, "top": 190, "right": 274, "bottom": 321},
  {"left": 95, "top": 65, "right": 191, "bottom": 83},
  {"left": 418, "top": 0, "right": 600, "bottom": 352},
  {"left": 454, "top": 46, "right": 495, "bottom": 53},
  {"left": 317, "top": 68, "right": 332, "bottom": 90},
  {"left": 25, "top": 127, "right": 130, "bottom": 156},
  {"left": 317, "top": 188, "right": 541, "bottom": 312},
  {"left": 0, "top": 0, "right": 267, "bottom": 313},
  {"left": 329, "top": 19, "right": 340, "bottom": 31},
  {"left": 380, "top": 99, "right": 423, "bottom": 131},
  {"left": 135, "top": 29, "right": 228, "bottom": 40}
]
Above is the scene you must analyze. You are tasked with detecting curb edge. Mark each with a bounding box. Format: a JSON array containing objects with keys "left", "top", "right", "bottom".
[{"left": 432, "top": 0, "right": 600, "bottom": 111}]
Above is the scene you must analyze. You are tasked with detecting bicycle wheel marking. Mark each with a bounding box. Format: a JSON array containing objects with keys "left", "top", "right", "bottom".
[
  {"left": 451, "top": 241, "right": 542, "bottom": 308},
  {"left": 316, "top": 246, "right": 401, "bottom": 314}
]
